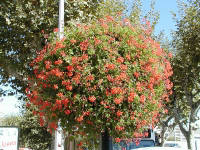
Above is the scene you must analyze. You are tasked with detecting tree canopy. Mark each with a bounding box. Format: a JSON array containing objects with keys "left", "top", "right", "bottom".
[
  {"left": 169, "top": 0, "right": 200, "bottom": 149},
  {"left": 0, "top": 0, "right": 103, "bottom": 96}
]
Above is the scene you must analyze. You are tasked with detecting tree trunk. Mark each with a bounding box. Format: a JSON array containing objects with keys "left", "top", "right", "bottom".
[
  {"left": 185, "top": 132, "right": 194, "bottom": 150},
  {"left": 178, "top": 121, "right": 194, "bottom": 150},
  {"left": 160, "top": 127, "right": 167, "bottom": 146},
  {"left": 158, "top": 116, "right": 175, "bottom": 147},
  {"left": 102, "top": 129, "right": 112, "bottom": 150},
  {"left": 64, "top": 135, "right": 76, "bottom": 150},
  {"left": 51, "top": 130, "right": 56, "bottom": 150}
]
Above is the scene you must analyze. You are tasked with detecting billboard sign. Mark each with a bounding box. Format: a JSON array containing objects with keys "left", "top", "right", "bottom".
[{"left": 0, "top": 127, "right": 19, "bottom": 150}]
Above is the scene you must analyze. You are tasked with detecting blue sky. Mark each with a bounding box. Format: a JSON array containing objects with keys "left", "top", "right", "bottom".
[
  {"left": 0, "top": 0, "right": 185, "bottom": 117},
  {"left": 152, "top": 0, "right": 181, "bottom": 37},
  {"left": 133, "top": 0, "right": 183, "bottom": 37}
]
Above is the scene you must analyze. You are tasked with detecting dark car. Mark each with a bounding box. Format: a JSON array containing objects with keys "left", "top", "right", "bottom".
[{"left": 113, "top": 139, "right": 155, "bottom": 150}]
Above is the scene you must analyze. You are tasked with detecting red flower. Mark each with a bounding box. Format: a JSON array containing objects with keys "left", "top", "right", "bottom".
[
  {"left": 140, "top": 95, "right": 146, "bottom": 104},
  {"left": 66, "top": 85, "right": 72, "bottom": 91},
  {"left": 144, "top": 131, "right": 149, "bottom": 137},
  {"left": 114, "top": 97, "right": 123, "bottom": 104},
  {"left": 87, "top": 120, "right": 93, "bottom": 125},
  {"left": 111, "top": 87, "right": 122, "bottom": 94},
  {"left": 119, "top": 72, "right": 127, "bottom": 80},
  {"left": 115, "top": 125, "right": 124, "bottom": 131},
  {"left": 54, "top": 59, "right": 63, "bottom": 65},
  {"left": 83, "top": 111, "right": 90, "bottom": 116},
  {"left": 60, "top": 51, "right": 66, "bottom": 57},
  {"left": 94, "top": 38, "right": 101, "bottom": 46},
  {"left": 86, "top": 75, "right": 94, "bottom": 81},
  {"left": 56, "top": 99, "right": 62, "bottom": 105},
  {"left": 80, "top": 40, "right": 89, "bottom": 51},
  {"left": 105, "top": 63, "right": 115, "bottom": 70},
  {"left": 134, "top": 72, "right": 140, "bottom": 78},
  {"left": 72, "top": 57, "right": 78, "bottom": 64},
  {"left": 44, "top": 61, "right": 51, "bottom": 70},
  {"left": 82, "top": 54, "right": 88, "bottom": 60},
  {"left": 51, "top": 68, "right": 63, "bottom": 78},
  {"left": 67, "top": 72, "right": 73, "bottom": 77},
  {"left": 128, "top": 91, "right": 136, "bottom": 103},
  {"left": 116, "top": 110, "right": 123, "bottom": 117},
  {"left": 64, "top": 110, "right": 71, "bottom": 115},
  {"left": 26, "top": 103, "right": 30, "bottom": 108},
  {"left": 136, "top": 82, "right": 142, "bottom": 92},
  {"left": 107, "top": 75, "right": 113, "bottom": 82},
  {"left": 168, "top": 52, "right": 173, "bottom": 58},
  {"left": 76, "top": 116, "right": 84, "bottom": 122},
  {"left": 41, "top": 30, "right": 44, "bottom": 34},
  {"left": 66, "top": 65, "right": 74, "bottom": 71},
  {"left": 62, "top": 98, "right": 69, "bottom": 107},
  {"left": 53, "top": 28, "right": 59, "bottom": 32},
  {"left": 70, "top": 39, "right": 77, "bottom": 44},
  {"left": 49, "top": 122, "right": 58, "bottom": 130},
  {"left": 39, "top": 118, "right": 44, "bottom": 127},
  {"left": 62, "top": 80, "right": 71, "bottom": 86},
  {"left": 120, "top": 64, "right": 128, "bottom": 70},
  {"left": 88, "top": 96, "right": 96, "bottom": 103},
  {"left": 126, "top": 54, "right": 131, "bottom": 60},
  {"left": 53, "top": 84, "right": 58, "bottom": 89},
  {"left": 57, "top": 92, "right": 63, "bottom": 97},
  {"left": 76, "top": 65, "right": 83, "bottom": 71},
  {"left": 115, "top": 138, "right": 121, "bottom": 143},
  {"left": 72, "top": 75, "right": 81, "bottom": 84},
  {"left": 106, "top": 15, "right": 114, "bottom": 22},
  {"left": 135, "top": 140, "right": 140, "bottom": 146},
  {"left": 117, "top": 57, "right": 124, "bottom": 63},
  {"left": 164, "top": 109, "right": 168, "bottom": 114},
  {"left": 77, "top": 142, "right": 83, "bottom": 147},
  {"left": 147, "top": 83, "right": 153, "bottom": 90}
]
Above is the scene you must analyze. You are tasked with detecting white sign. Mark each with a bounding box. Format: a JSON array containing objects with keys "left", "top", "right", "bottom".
[
  {"left": 56, "top": 128, "right": 64, "bottom": 150},
  {"left": 0, "top": 127, "right": 19, "bottom": 150}
]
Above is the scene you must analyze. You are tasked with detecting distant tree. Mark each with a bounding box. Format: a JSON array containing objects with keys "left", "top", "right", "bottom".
[
  {"left": 1, "top": 111, "right": 52, "bottom": 150},
  {"left": 156, "top": 115, "right": 177, "bottom": 146},
  {"left": 19, "top": 109, "right": 52, "bottom": 150},
  {"left": 170, "top": 0, "right": 200, "bottom": 149},
  {"left": 128, "top": 0, "right": 160, "bottom": 32},
  {"left": 0, "top": 115, "right": 21, "bottom": 126}
]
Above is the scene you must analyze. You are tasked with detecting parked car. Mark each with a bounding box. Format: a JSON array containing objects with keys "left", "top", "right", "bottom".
[
  {"left": 163, "top": 142, "right": 181, "bottom": 148},
  {"left": 163, "top": 141, "right": 187, "bottom": 149},
  {"left": 134, "top": 147, "right": 187, "bottom": 150},
  {"left": 113, "top": 139, "right": 155, "bottom": 150}
]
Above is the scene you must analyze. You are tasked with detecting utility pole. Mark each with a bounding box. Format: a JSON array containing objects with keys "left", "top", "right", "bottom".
[
  {"left": 59, "top": 0, "right": 64, "bottom": 40},
  {"left": 54, "top": 1, "right": 65, "bottom": 150}
]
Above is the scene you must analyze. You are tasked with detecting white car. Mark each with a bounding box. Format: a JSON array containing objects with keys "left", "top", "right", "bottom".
[{"left": 134, "top": 147, "right": 186, "bottom": 150}]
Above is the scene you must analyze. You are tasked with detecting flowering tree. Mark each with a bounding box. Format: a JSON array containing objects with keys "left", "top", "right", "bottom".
[{"left": 26, "top": 16, "right": 173, "bottom": 149}]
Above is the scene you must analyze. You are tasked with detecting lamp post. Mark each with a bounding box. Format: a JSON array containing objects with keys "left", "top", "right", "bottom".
[
  {"left": 54, "top": 1, "right": 65, "bottom": 150},
  {"left": 59, "top": 0, "right": 64, "bottom": 40}
]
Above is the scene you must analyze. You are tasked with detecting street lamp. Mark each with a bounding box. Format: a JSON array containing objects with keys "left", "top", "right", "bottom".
[
  {"left": 54, "top": 1, "right": 65, "bottom": 150},
  {"left": 59, "top": 0, "right": 64, "bottom": 40}
]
